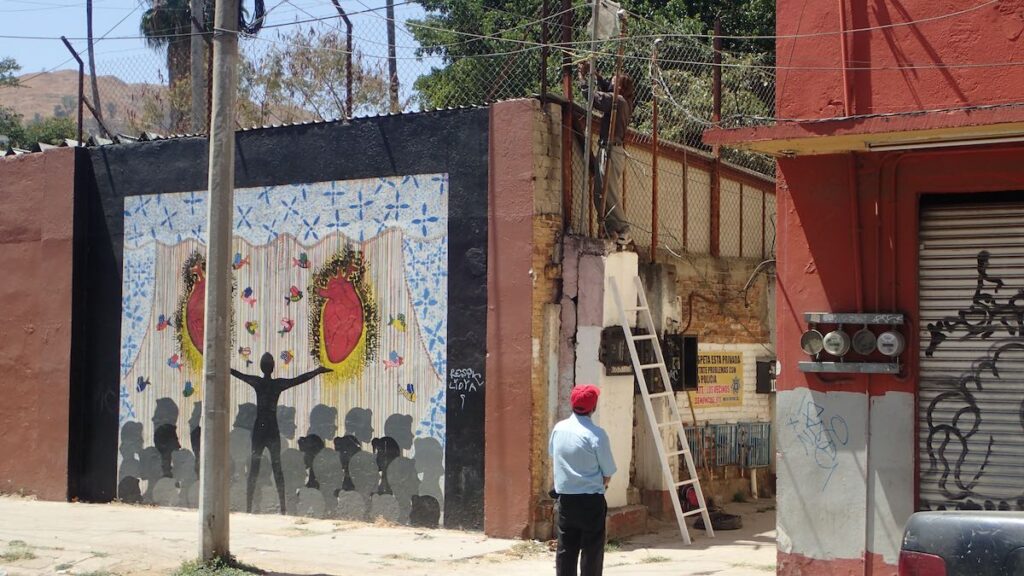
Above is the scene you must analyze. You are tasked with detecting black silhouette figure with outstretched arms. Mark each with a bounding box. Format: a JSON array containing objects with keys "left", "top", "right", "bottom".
[{"left": 231, "top": 353, "right": 331, "bottom": 514}]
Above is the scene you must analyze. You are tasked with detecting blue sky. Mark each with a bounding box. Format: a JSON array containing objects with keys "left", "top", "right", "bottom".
[{"left": 1, "top": 0, "right": 436, "bottom": 88}]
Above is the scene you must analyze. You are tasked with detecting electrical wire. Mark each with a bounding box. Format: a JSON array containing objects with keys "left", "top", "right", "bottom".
[{"left": 14, "top": 0, "right": 143, "bottom": 86}]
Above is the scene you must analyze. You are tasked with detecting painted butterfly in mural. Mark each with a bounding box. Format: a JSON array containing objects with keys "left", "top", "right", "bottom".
[
  {"left": 241, "top": 287, "right": 257, "bottom": 307},
  {"left": 232, "top": 252, "right": 249, "bottom": 270},
  {"left": 293, "top": 253, "right": 311, "bottom": 269},
  {"left": 183, "top": 380, "right": 195, "bottom": 397},
  {"left": 388, "top": 314, "right": 407, "bottom": 333},
  {"left": 399, "top": 383, "right": 416, "bottom": 402},
  {"left": 309, "top": 246, "right": 379, "bottom": 383},
  {"left": 280, "top": 350, "right": 294, "bottom": 366},
  {"left": 136, "top": 376, "right": 151, "bottom": 393},
  {"left": 167, "top": 354, "right": 184, "bottom": 371},
  {"left": 238, "top": 346, "right": 253, "bottom": 367},
  {"left": 285, "top": 286, "right": 304, "bottom": 305},
  {"left": 156, "top": 314, "right": 171, "bottom": 331},
  {"left": 278, "top": 317, "right": 295, "bottom": 336},
  {"left": 383, "top": 350, "right": 404, "bottom": 370},
  {"left": 245, "top": 321, "right": 260, "bottom": 336}
]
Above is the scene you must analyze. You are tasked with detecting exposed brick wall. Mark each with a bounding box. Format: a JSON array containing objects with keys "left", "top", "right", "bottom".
[
  {"left": 529, "top": 101, "right": 565, "bottom": 530},
  {"left": 671, "top": 254, "right": 774, "bottom": 423}
]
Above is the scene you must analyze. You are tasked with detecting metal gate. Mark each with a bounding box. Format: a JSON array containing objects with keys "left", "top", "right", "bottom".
[{"left": 918, "top": 198, "right": 1024, "bottom": 512}]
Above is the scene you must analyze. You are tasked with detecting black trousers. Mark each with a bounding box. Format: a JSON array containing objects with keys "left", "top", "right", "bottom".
[{"left": 556, "top": 493, "right": 607, "bottom": 576}]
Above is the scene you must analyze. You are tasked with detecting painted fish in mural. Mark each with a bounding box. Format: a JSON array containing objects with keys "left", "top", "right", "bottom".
[
  {"left": 280, "top": 350, "right": 294, "bottom": 366},
  {"left": 245, "top": 321, "right": 260, "bottom": 336},
  {"left": 183, "top": 380, "right": 195, "bottom": 397},
  {"left": 388, "top": 313, "right": 408, "bottom": 333},
  {"left": 156, "top": 314, "right": 171, "bottom": 331},
  {"left": 232, "top": 252, "right": 250, "bottom": 270},
  {"left": 135, "top": 376, "right": 151, "bottom": 393},
  {"left": 278, "top": 317, "right": 296, "bottom": 336},
  {"left": 241, "top": 287, "right": 257, "bottom": 307},
  {"left": 284, "top": 286, "right": 304, "bottom": 305},
  {"left": 293, "top": 253, "right": 311, "bottom": 269},
  {"left": 383, "top": 350, "right": 404, "bottom": 370},
  {"left": 167, "top": 354, "right": 184, "bottom": 371},
  {"left": 238, "top": 346, "right": 253, "bottom": 367},
  {"left": 399, "top": 383, "right": 416, "bottom": 402}
]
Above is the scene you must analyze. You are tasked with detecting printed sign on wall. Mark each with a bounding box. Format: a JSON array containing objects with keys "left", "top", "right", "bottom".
[{"left": 693, "top": 351, "right": 744, "bottom": 407}]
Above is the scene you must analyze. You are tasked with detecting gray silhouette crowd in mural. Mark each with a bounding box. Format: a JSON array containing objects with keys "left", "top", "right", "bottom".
[{"left": 117, "top": 392, "right": 443, "bottom": 528}]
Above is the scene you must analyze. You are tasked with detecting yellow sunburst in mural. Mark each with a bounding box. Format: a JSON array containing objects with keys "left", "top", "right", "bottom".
[{"left": 174, "top": 251, "right": 206, "bottom": 384}]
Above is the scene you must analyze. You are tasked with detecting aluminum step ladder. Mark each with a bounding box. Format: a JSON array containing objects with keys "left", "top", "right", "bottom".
[{"left": 608, "top": 274, "right": 714, "bottom": 544}]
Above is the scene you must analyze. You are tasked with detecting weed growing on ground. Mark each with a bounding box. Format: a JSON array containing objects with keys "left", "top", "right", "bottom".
[
  {"left": 172, "top": 556, "right": 262, "bottom": 576},
  {"left": 732, "top": 490, "right": 748, "bottom": 503},
  {"left": 55, "top": 562, "right": 74, "bottom": 571},
  {"left": 504, "top": 540, "right": 548, "bottom": 558},
  {"left": 730, "top": 561, "right": 775, "bottom": 572},
  {"left": 640, "top": 555, "right": 670, "bottom": 563},
  {"left": 381, "top": 553, "right": 434, "bottom": 563},
  {"left": 1, "top": 540, "right": 36, "bottom": 561},
  {"left": 604, "top": 539, "right": 623, "bottom": 552}
]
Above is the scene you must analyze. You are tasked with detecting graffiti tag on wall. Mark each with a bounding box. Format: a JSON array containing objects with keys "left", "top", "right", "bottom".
[
  {"left": 922, "top": 251, "right": 1024, "bottom": 512},
  {"left": 785, "top": 396, "right": 849, "bottom": 491}
]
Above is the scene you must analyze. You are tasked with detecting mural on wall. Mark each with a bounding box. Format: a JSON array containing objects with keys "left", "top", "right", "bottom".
[
  {"left": 922, "top": 251, "right": 1024, "bottom": 512},
  {"left": 117, "top": 174, "right": 452, "bottom": 527}
]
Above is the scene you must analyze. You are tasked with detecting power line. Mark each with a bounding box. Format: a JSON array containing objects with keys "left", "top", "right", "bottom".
[{"left": 16, "top": 0, "right": 143, "bottom": 86}]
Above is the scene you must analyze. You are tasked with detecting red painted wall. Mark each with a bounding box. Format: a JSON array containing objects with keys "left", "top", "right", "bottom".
[
  {"left": 777, "top": 146, "right": 1024, "bottom": 575},
  {"left": 0, "top": 148, "right": 77, "bottom": 500},
  {"left": 485, "top": 100, "right": 537, "bottom": 538},
  {"left": 777, "top": 0, "right": 1024, "bottom": 119}
]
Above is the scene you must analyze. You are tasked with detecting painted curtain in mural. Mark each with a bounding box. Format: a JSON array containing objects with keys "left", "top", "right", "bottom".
[{"left": 118, "top": 174, "right": 449, "bottom": 526}]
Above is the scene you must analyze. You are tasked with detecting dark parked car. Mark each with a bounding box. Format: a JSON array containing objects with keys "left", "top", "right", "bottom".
[{"left": 899, "top": 511, "right": 1024, "bottom": 575}]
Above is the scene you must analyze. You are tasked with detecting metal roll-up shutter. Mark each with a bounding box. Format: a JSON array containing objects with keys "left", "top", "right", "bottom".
[{"left": 918, "top": 199, "right": 1024, "bottom": 512}]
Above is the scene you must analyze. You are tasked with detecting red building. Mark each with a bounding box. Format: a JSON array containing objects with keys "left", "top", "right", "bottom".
[{"left": 709, "top": 1, "right": 1024, "bottom": 575}]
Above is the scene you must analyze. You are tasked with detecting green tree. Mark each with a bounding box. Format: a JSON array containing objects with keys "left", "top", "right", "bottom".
[
  {"left": 0, "top": 57, "right": 20, "bottom": 87},
  {"left": 0, "top": 107, "right": 27, "bottom": 148},
  {"left": 140, "top": 0, "right": 195, "bottom": 89},
  {"left": 237, "top": 27, "right": 397, "bottom": 125},
  {"left": 23, "top": 116, "right": 77, "bottom": 146},
  {"left": 408, "top": 0, "right": 550, "bottom": 108},
  {"left": 0, "top": 57, "right": 25, "bottom": 148}
]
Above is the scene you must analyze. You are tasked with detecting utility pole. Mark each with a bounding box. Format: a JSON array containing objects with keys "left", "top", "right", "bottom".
[
  {"left": 86, "top": 0, "right": 105, "bottom": 136},
  {"left": 190, "top": 0, "right": 208, "bottom": 133},
  {"left": 386, "top": 0, "right": 399, "bottom": 113},
  {"left": 199, "top": 0, "right": 239, "bottom": 561}
]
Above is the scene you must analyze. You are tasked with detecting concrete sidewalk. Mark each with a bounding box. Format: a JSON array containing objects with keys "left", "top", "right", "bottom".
[{"left": 0, "top": 496, "right": 776, "bottom": 575}]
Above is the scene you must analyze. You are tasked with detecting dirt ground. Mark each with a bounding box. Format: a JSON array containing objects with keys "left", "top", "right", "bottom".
[{"left": 0, "top": 496, "right": 776, "bottom": 575}]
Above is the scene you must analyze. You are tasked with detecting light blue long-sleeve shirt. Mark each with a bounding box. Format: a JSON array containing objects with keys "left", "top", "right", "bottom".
[{"left": 549, "top": 413, "right": 617, "bottom": 495}]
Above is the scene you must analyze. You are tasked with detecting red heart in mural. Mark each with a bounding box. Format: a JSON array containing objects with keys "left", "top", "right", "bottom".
[
  {"left": 319, "top": 274, "right": 364, "bottom": 364},
  {"left": 187, "top": 273, "right": 206, "bottom": 351}
]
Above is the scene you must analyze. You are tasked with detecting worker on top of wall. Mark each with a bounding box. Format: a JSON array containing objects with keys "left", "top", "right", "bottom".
[
  {"left": 549, "top": 384, "right": 617, "bottom": 576},
  {"left": 578, "top": 61, "right": 635, "bottom": 247}
]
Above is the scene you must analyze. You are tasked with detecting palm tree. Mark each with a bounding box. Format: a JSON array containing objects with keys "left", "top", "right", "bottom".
[{"left": 140, "top": 0, "right": 194, "bottom": 89}]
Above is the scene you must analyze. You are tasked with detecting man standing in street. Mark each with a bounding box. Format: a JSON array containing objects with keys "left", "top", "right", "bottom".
[{"left": 549, "top": 384, "right": 617, "bottom": 576}]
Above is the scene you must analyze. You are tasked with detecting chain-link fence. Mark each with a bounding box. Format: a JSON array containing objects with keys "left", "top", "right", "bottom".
[{"left": 77, "top": 1, "right": 773, "bottom": 174}]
